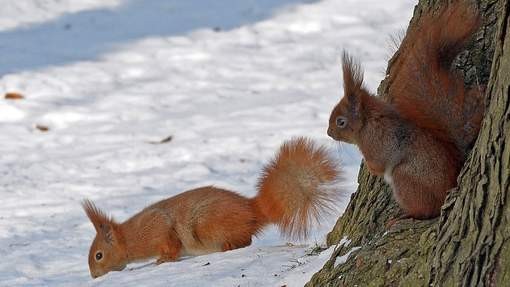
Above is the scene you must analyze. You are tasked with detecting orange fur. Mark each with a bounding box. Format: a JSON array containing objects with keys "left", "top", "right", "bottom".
[
  {"left": 327, "top": 2, "right": 482, "bottom": 220},
  {"left": 254, "top": 137, "right": 340, "bottom": 239},
  {"left": 389, "top": 2, "right": 484, "bottom": 156},
  {"left": 82, "top": 137, "right": 342, "bottom": 278}
]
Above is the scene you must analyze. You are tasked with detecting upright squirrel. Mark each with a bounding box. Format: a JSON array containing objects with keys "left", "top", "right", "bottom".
[
  {"left": 83, "top": 137, "right": 342, "bottom": 278},
  {"left": 327, "top": 3, "right": 484, "bottom": 219}
]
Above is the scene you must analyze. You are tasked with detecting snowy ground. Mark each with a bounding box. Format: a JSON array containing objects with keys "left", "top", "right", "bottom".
[{"left": 0, "top": 0, "right": 414, "bottom": 286}]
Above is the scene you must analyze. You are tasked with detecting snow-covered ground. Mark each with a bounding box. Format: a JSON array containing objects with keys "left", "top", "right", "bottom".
[{"left": 0, "top": 0, "right": 414, "bottom": 286}]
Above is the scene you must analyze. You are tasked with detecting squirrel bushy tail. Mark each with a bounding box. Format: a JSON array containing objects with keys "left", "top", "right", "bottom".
[
  {"left": 252, "top": 137, "right": 341, "bottom": 239},
  {"left": 389, "top": 2, "right": 484, "bottom": 157}
]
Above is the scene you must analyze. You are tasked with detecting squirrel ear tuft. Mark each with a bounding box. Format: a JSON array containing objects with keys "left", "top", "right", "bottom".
[
  {"left": 342, "top": 51, "right": 364, "bottom": 96},
  {"left": 342, "top": 51, "right": 364, "bottom": 114},
  {"left": 82, "top": 199, "right": 116, "bottom": 235}
]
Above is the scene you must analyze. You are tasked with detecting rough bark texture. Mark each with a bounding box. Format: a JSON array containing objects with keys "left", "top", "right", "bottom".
[
  {"left": 307, "top": 0, "right": 506, "bottom": 286},
  {"left": 431, "top": 1, "right": 510, "bottom": 284}
]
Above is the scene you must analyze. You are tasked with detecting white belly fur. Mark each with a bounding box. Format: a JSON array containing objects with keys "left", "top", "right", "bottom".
[{"left": 383, "top": 166, "right": 394, "bottom": 188}]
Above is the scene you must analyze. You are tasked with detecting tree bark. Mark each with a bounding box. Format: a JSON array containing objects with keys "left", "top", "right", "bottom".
[
  {"left": 431, "top": 1, "right": 510, "bottom": 284},
  {"left": 307, "top": 0, "right": 507, "bottom": 286}
]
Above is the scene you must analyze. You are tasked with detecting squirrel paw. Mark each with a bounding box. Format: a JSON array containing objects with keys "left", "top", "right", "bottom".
[
  {"left": 156, "top": 254, "right": 177, "bottom": 265},
  {"left": 365, "top": 160, "right": 385, "bottom": 175},
  {"left": 156, "top": 245, "right": 180, "bottom": 265},
  {"left": 385, "top": 213, "right": 413, "bottom": 229},
  {"left": 221, "top": 239, "right": 252, "bottom": 252}
]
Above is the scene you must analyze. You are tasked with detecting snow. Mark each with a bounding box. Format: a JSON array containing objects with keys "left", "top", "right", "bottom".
[
  {"left": 333, "top": 246, "right": 361, "bottom": 268},
  {"left": 0, "top": 0, "right": 121, "bottom": 31},
  {"left": 0, "top": 103, "right": 25, "bottom": 122},
  {"left": 0, "top": 0, "right": 414, "bottom": 286}
]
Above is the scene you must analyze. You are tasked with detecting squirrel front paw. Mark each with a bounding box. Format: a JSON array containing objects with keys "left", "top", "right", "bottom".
[
  {"left": 365, "top": 160, "right": 385, "bottom": 175},
  {"left": 156, "top": 242, "right": 180, "bottom": 265},
  {"left": 156, "top": 254, "right": 178, "bottom": 265}
]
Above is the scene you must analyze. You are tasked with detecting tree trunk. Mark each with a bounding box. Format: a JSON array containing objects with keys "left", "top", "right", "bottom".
[{"left": 307, "top": 0, "right": 508, "bottom": 286}]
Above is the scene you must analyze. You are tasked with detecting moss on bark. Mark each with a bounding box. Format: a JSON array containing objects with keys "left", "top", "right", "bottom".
[{"left": 430, "top": 1, "right": 510, "bottom": 284}]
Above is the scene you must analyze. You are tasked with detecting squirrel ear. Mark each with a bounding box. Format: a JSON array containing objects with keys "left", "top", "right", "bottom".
[
  {"left": 82, "top": 199, "right": 117, "bottom": 243},
  {"left": 98, "top": 223, "right": 115, "bottom": 244},
  {"left": 341, "top": 51, "right": 364, "bottom": 114}
]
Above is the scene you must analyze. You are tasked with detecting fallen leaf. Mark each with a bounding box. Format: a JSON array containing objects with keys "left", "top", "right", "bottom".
[
  {"left": 5, "top": 92, "right": 24, "bottom": 100},
  {"left": 148, "top": 135, "right": 173, "bottom": 144},
  {"left": 35, "top": 125, "right": 49, "bottom": 132}
]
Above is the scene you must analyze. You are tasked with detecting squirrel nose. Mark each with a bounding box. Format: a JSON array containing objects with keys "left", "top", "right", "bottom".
[
  {"left": 327, "top": 127, "right": 334, "bottom": 138},
  {"left": 90, "top": 269, "right": 104, "bottom": 279}
]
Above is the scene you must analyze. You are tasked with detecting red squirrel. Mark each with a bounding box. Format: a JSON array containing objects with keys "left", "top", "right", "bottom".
[
  {"left": 83, "top": 137, "right": 342, "bottom": 278},
  {"left": 327, "top": 3, "right": 484, "bottom": 219}
]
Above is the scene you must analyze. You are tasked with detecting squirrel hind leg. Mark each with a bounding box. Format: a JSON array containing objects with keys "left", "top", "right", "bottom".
[
  {"left": 221, "top": 237, "right": 252, "bottom": 252},
  {"left": 391, "top": 164, "right": 444, "bottom": 219}
]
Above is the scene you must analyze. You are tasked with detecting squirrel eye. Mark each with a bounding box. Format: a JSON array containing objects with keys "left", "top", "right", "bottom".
[
  {"left": 336, "top": 116, "right": 347, "bottom": 128},
  {"left": 95, "top": 251, "right": 103, "bottom": 261}
]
